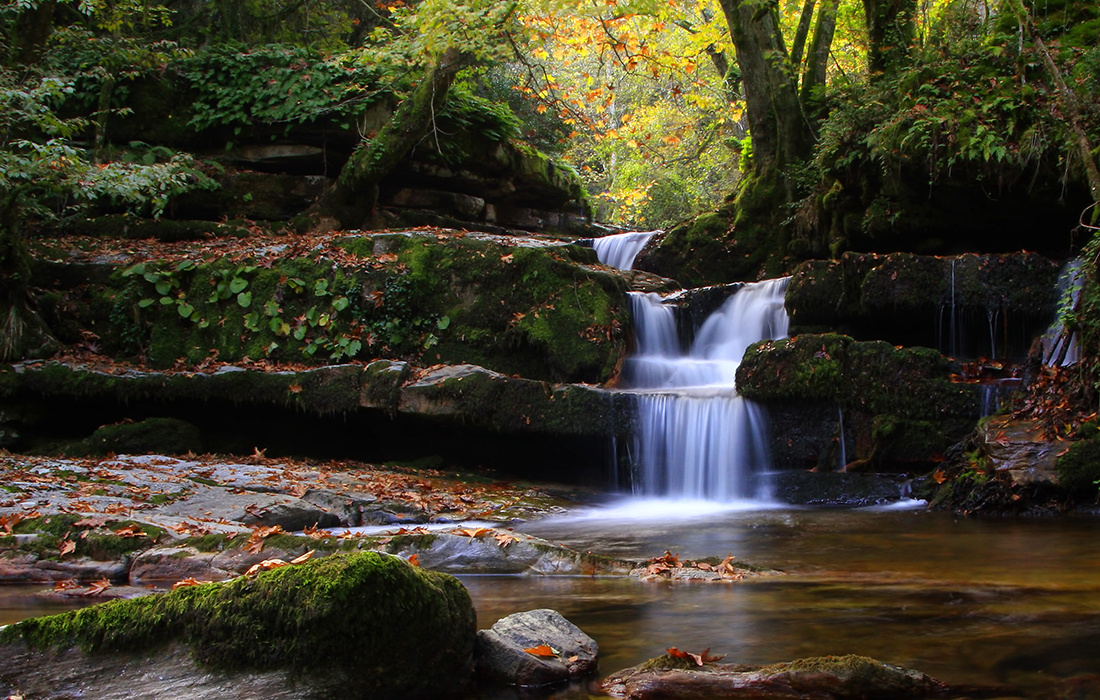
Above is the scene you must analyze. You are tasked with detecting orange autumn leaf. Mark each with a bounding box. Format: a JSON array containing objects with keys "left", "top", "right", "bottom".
[
  {"left": 407, "top": 553, "right": 420, "bottom": 567},
  {"left": 58, "top": 539, "right": 76, "bottom": 557},
  {"left": 453, "top": 527, "right": 492, "bottom": 538},
  {"left": 524, "top": 644, "right": 558, "bottom": 657},
  {"left": 172, "top": 577, "right": 211, "bottom": 589},
  {"left": 245, "top": 559, "right": 288, "bottom": 576},
  {"left": 290, "top": 550, "right": 314, "bottom": 565},
  {"left": 666, "top": 647, "right": 725, "bottom": 666},
  {"left": 83, "top": 578, "right": 112, "bottom": 596},
  {"left": 53, "top": 578, "right": 80, "bottom": 592},
  {"left": 113, "top": 524, "right": 147, "bottom": 538}
]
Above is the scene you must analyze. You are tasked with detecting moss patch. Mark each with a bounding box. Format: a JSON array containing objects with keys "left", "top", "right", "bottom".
[{"left": 1, "top": 551, "right": 476, "bottom": 698}]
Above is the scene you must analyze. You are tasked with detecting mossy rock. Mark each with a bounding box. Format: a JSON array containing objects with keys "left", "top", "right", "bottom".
[
  {"left": 633, "top": 208, "right": 765, "bottom": 287},
  {"left": 0, "top": 551, "right": 477, "bottom": 699},
  {"left": 66, "top": 417, "right": 202, "bottom": 457},
  {"left": 737, "top": 334, "right": 980, "bottom": 465},
  {"left": 1055, "top": 438, "right": 1100, "bottom": 498},
  {"left": 62, "top": 233, "right": 628, "bottom": 383}
]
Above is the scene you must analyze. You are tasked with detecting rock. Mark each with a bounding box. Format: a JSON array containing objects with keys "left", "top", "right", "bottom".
[
  {"left": 785, "top": 252, "right": 1061, "bottom": 359},
  {"left": 238, "top": 499, "right": 342, "bottom": 531},
  {"left": 129, "top": 546, "right": 235, "bottom": 585},
  {"left": 476, "top": 609, "right": 598, "bottom": 687},
  {"left": 0, "top": 551, "right": 477, "bottom": 699},
  {"left": 0, "top": 553, "right": 131, "bottom": 584},
  {"left": 980, "top": 415, "right": 1068, "bottom": 486},
  {"left": 738, "top": 334, "right": 981, "bottom": 469},
  {"left": 770, "top": 471, "right": 911, "bottom": 507},
  {"left": 300, "top": 488, "right": 378, "bottom": 526},
  {"left": 603, "top": 654, "right": 948, "bottom": 699},
  {"left": 381, "top": 528, "right": 635, "bottom": 575},
  {"left": 66, "top": 417, "right": 203, "bottom": 457}
]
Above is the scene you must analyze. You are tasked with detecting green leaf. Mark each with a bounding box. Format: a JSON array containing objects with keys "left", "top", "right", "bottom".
[
  {"left": 144, "top": 272, "right": 160, "bottom": 284},
  {"left": 265, "top": 341, "right": 279, "bottom": 355},
  {"left": 230, "top": 277, "right": 248, "bottom": 294},
  {"left": 293, "top": 325, "right": 308, "bottom": 341},
  {"left": 263, "top": 300, "right": 280, "bottom": 317},
  {"left": 138, "top": 298, "right": 156, "bottom": 308},
  {"left": 123, "top": 263, "right": 146, "bottom": 277},
  {"left": 436, "top": 315, "right": 451, "bottom": 330},
  {"left": 175, "top": 260, "right": 196, "bottom": 272},
  {"left": 160, "top": 296, "right": 174, "bottom": 306},
  {"left": 237, "top": 291, "right": 252, "bottom": 308},
  {"left": 177, "top": 303, "right": 194, "bottom": 318},
  {"left": 332, "top": 296, "right": 350, "bottom": 312},
  {"left": 155, "top": 280, "right": 172, "bottom": 295}
]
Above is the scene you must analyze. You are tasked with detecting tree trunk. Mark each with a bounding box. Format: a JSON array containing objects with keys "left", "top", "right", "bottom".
[
  {"left": 9, "top": 0, "right": 56, "bottom": 67},
  {"left": 330, "top": 47, "right": 468, "bottom": 227},
  {"left": 861, "top": 0, "right": 916, "bottom": 75},
  {"left": 790, "top": 0, "right": 816, "bottom": 72},
  {"left": 717, "top": 0, "right": 813, "bottom": 179},
  {"left": 800, "top": 0, "right": 838, "bottom": 123}
]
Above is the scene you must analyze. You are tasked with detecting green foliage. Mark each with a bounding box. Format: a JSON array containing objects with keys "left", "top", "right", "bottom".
[{"left": 178, "top": 45, "right": 387, "bottom": 134}]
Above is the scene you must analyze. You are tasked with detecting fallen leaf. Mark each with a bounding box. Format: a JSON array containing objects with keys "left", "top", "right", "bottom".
[
  {"left": 113, "top": 524, "right": 147, "bottom": 538},
  {"left": 53, "top": 578, "right": 80, "bottom": 591},
  {"left": 172, "top": 577, "right": 211, "bottom": 589},
  {"left": 290, "top": 550, "right": 314, "bottom": 565},
  {"left": 453, "top": 527, "right": 492, "bottom": 538},
  {"left": 73, "top": 516, "right": 109, "bottom": 528},
  {"left": 245, "top": 559, "right": 288, "bottom": 576},
  {"left": 524, "top": 644, "right": 558, "bottom": 657},
  {"left": 408, "top": 553, "right": 420, "bottom": 567},
  {"left": 493, "top": 531, "right": 521, "bottom": 548},
  {"left": 83, "top": 578, "right": 111, "bottom": 596},
  {"left": 666, "top": 647, "right": 725, "bottom": 666},
  {"left": 59, "top": 539, "right": 76, "bottom": 557}
]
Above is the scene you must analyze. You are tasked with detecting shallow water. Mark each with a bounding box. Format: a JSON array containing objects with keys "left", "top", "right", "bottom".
[
  {"left": 464, "top": 502, "right": 1100, "bottom": 697},
  {"left": 4, "top": 503, "right": 1099, "bottom": 698}
]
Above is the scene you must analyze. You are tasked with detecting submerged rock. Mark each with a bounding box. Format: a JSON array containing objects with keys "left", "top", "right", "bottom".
[
  {"left": 476, "top": 608, "right": 599, "bottom": 688},
  {"left": 0, "top": 551, "right": 477, "bottom": 699},
  {"left": 603, "top": 653, "right": 948, "bottom": 699}
]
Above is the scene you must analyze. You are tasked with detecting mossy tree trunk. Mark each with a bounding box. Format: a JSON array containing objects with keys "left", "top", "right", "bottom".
[
  {"left": 7, "top": 0, "right": 56, "bottom": 67},
  {"left": 329, "top": 47, "right": 469, "bottom": 228},
  {"left": 861, "top": 0, "right": 916, "bottom": 76},
  {"left": 0, "top": 191, "right": 54, "bottom": 361}
]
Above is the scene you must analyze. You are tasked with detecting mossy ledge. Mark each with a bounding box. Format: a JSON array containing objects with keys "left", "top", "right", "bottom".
[{"left": 0, "top": 551, "right": 476, "bottom": 699}]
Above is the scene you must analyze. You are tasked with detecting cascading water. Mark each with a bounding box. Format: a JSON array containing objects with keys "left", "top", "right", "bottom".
[
  {"left": 591, "top": 231, "right": 790, "bottom": 501},
  {"left": 591, "top": 231, "right": 658, "bottom": 271},
  {"left": 621, "top": 280, "right": 790, "bottom": 500}
]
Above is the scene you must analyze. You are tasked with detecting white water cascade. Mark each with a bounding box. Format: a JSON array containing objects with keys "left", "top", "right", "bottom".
[
  {"left": 591, "top": 231, "right": 658, "bottom": 271},
  {"left": 621, "top": 279, "right": 790, "bottom": 500}
]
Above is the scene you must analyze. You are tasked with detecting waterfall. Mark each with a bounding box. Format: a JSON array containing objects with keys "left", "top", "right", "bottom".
[
  {"left": 621, "top": 279, "right": 790, "bottom": 501},
  {"left": 592, "top": 231, "right": 659, "bottom": 271}
]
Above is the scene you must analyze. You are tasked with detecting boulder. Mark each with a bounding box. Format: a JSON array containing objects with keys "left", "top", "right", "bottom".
[
  {"left": 0, "top": 551, "right": 477, "bottom": 699},
  {"left": 128, "top": 546, "right": 235, "bottom": 585},
  {"left": 603, "top": 654, "right": 948, "bottom": 699},
  {"left": 979, "top": 415, "right": 1068, "bottom": 486},
  {"left": 476, "top": 608, "right": 598, "bottom": 687}
]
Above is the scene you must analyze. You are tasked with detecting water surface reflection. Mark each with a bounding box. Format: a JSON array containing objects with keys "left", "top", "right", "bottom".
[{"left": 463, "top": 504, "right": 1100, "bottom": 696}]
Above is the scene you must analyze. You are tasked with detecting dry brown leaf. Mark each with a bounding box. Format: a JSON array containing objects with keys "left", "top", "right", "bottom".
[
  {"left": 83, "top": 578, "right": 112, "bottom": 596},
  {"left": 172, "top": 577, "right": 211, "bottom": 589},
  {"left": 58, "top": 539, "right": 76, "bottom": 557},
  {"left": 453, "top": 527, "right": 492, "bottom": 538},
  {"left": 290, "top": 550, "right": 314, "bottom": 565},
  {"left": 245, "top": 559, "right": 288, "bottom": 576},
  {"left": 113, "top": 524, "right": 147, "bottom": 538}
]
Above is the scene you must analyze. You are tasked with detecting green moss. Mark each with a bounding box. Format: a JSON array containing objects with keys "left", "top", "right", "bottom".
[
  {"left": 11, "top": 516, "right": 164, "bottom": 560},
  {"left": 64, "top": 417, "right": 202, "bottom": 457},
  {"left": 0, "top": 552, "right": 476, "bottom": 698},
  {"left": 1055, "top": 439, "right": 1100, "bottom": 497}
]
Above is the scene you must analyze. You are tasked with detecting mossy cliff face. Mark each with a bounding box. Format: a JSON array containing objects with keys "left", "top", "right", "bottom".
[
  {"left": 0, "top": 551, "right": 476, "bottom": 699},
  {"left": 785, "top": 252, "right": 1061, "bottom": 358},
  {"left": 66, "top": 232, "right": 629, "bottom": 384},
  {"left": 737, "top": 334, "right": 980, "bottom": 467}
]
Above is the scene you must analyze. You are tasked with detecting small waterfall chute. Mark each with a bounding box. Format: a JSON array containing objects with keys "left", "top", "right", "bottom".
[{"left": 592, "top": 231, "right": 659, "bottom": 271}]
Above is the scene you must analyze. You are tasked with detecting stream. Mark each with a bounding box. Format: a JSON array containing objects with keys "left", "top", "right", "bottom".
[
  {"left": 464, "top": 501, "right": 1100, "bottom": 697},
  {"left": 2, "top": 502, "right": 1098, "bottom": 697}
]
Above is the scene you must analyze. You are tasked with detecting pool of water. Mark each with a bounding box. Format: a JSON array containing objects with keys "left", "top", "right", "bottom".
[
  {"left": 463, "top": 501, "right": 1100, "bottom": 697},
  {"left": 4, "top": 502, "right": 1098, "bottom": 698}
]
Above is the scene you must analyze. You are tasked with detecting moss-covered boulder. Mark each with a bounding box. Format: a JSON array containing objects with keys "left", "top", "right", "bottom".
[
  {"left": 632, "top": 208, "right": 768, "bottom": 287},
  {"left": 63, "top": 417, "right": 203, "bottom": 456},
  {"left": 0, "top": 552, "right": 477, "bottom": 699},
  {"left": 603, "top": 653, "right": 948, "bottom": 699},
  {"left": 785, "top": 252, "right": 1061, "bottom": 358},
  {"left": 737, "top": 334, "right": 979, "bottom": 467}
]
